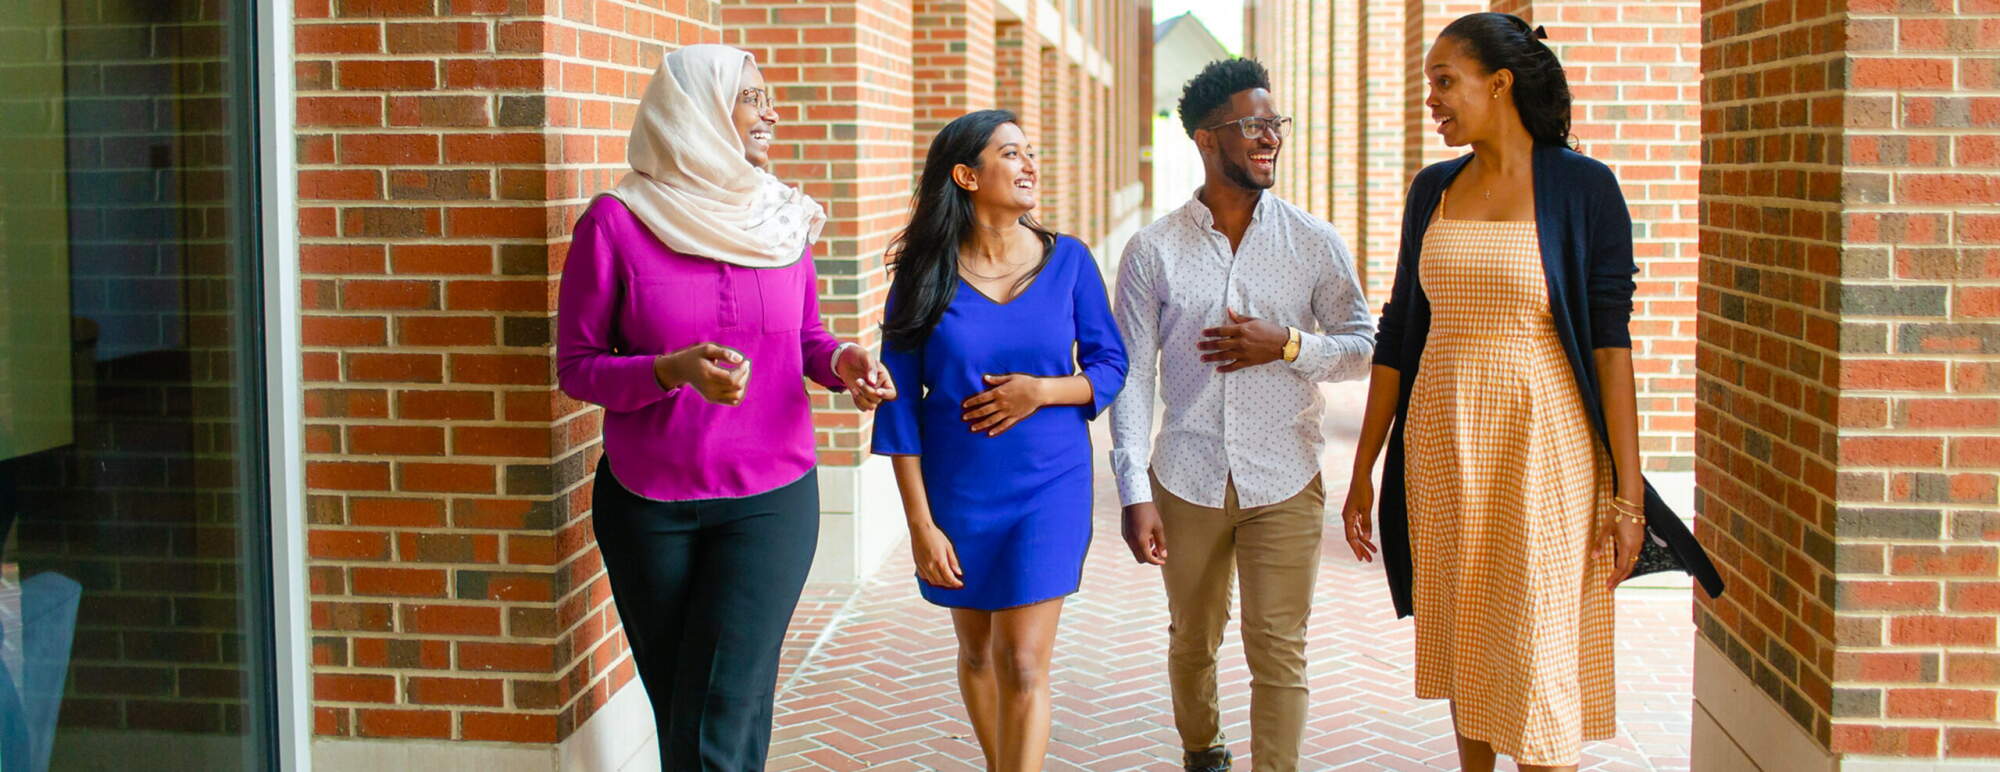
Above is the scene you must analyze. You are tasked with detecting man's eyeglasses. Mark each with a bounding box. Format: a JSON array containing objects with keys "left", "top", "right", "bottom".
[
  {"left": 739, "top": 87, "right": 775, "bottom": 114},
  {"left": 1201, "top": 114, "right": 1292, "bottom": 140}
]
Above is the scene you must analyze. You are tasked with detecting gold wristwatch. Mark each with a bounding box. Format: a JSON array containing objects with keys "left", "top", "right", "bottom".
[{"left": 1281, "top": 326, "right": 1301, "bottom": 362}]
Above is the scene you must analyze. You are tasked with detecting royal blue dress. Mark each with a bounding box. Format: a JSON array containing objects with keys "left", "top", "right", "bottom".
[{"left": 871, "top": 236, "right": 1128, "bottom": 610}]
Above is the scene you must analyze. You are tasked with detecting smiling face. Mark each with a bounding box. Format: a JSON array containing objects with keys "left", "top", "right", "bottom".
[
  {"left": 1196, "top": 88, "right": 1282, "bottom": 191},
  {"left": 952, "top": 121, "right": 1039, "bottom": 214},
  {"left": 733, "top": 61, "right": 780, "bottom": 167},
  {"left": 1424, "top": 36, "right": 1513, "bottom": 148}
]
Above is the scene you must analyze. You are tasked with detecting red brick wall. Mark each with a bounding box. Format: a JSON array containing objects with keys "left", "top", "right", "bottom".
[
  {"left": 1404, "top": 1, "right": 1485, "bottom": 177},
  {"left": 726, "top": 0, "right": 914, "bottom": 466},
  {"left": 1694, "top": 0, "right": 1848, "bottom": 750},
  {"left": 295, "top": 0, "right": 714, "bottom": 744},
  {"left": 1826, "top": 0, "right": 2000, "bottom": 759},
  {"left": 912, "top": 0, "right": 997, "bottom": 175},
  {"left": 1538, "top": 0, "right": 1703, "bottom": 470}
]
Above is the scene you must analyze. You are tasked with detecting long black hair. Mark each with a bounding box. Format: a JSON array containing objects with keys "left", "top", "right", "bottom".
[
  {"left": 882, "top": 109, "right": 1056, "bottom": 351},
  {"left": 1440, "top": 12, "right": 1573, "bottom": 148}
]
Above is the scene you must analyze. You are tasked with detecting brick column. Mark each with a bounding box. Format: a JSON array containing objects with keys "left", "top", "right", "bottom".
[
  {"left": 1695, "top": 0, "right": 2000, "bottom": 766},
  {"left": 997, "top": 19, "right": 1043, "bottom": 135},
  {"left": 1404, "top": 1, "right": 1485, "bottom": 176},
  {"left": 1358, "top": 0, "right": 1406, "bottom": 299},
  {"left": 723, "top": 0, "right": 913, "bottom": 580},
  {"left": 912, "top": 0, "right": 997, "bottom": 172},
  {"left": 296, "top": 0, "right": 715, "bottom": 761},
  {"left": 1530, "top": 0, "right": 1702, "bottom": 472},
  {"left": 1824, "top": 0, "right": 2000, "bottom": 761}
]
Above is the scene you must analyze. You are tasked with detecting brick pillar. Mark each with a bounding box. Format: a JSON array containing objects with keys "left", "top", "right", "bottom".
[
  {"left": 723, "top": 0, "right": 912, "bottom": 581},
  {"left": 1038, "top": 48, "right": 1071, "bottom": 229},
  {"left": 1824, "top": 0, "right": 2000, "bottom": 761},
  {"left": 1359, "top": 0, "right": 1406, "bottom": 299},
  {"left": 911, "top": 0, "right": 997, "bottom": 173},
  {"left": 1695, "top": 0, "right": 2000, "bottom": 766},
  {"left": 1330, "top": 0, "right": 1363, "bottom": 253},
  {"left": 1530, "top": 0, "right": 1702, "bottom": 472},
  {"left": 1136, "top": 0, "right": 1155, "bottom": 213},
  {"left": 997, "top": 19, "right": 1042, "bottom": 135},
  {"left": 1305, "top": 0, "right": 1333, "bottom": 216},
  {"left": 1403, "top": 1, "right": 1485, "bottom": 177},
  {"left": 296, "top": 0, "right": 716, "bottom": 759}
]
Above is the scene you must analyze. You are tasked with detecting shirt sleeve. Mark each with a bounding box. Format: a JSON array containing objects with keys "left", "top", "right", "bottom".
[
  {"left": 1108, "top": 237, "right": 1160, "bottom": 507},
  {"left": 1287, "top": 229, "right": 1376, "bottom": 383},
  {"left": 869, "top": 291, "right": 924, "bottom": 456},
  {"left": 794, "top": 246, "right": 849, "bottom": 391},
  {"left": 1071, "top": 244, "right": 1128, "bottom": 419},
  {"left": 1586, "top": 168, "right": 1638, "bottom": 349},
  {"left": 555, "top": 214, "right": 675, "bottom": 412}
]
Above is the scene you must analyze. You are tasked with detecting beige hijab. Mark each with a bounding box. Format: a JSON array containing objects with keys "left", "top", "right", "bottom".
[{"left": 604, "top": 45, "right": 825, "bottom": 268}]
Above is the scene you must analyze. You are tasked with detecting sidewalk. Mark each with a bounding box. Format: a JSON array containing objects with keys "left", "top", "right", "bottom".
[{"left": 764, "top": 384, "right": 1695, "bottom": 771}]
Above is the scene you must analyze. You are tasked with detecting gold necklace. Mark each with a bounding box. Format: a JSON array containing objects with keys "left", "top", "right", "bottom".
[{"left": 958, "top": 257, "right": 1030, "bottom": 281}]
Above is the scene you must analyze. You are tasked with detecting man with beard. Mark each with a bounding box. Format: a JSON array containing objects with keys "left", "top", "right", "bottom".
[{"left": 1110, "top": 58, "right": 1375, "bottom": 772}]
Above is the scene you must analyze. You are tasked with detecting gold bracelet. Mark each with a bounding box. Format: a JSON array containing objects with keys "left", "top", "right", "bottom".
[
  {"left": 1611, "top": 509, "right": 1645, "bottom": 525},
  {"left": 1612, "top": 494, "right": 1643, "bottom": 511}
]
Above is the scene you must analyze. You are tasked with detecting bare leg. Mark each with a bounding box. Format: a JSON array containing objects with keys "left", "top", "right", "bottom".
[
  {"left": 950, "top": 608, "right": 1001, "bottom": 769},
  {"left": 1450, "top": 702, "right": 1498, "bottom": 772},
  {"left": 1518, "top": 764, "right": 1578, "bottom": 772},
  {"left": 990, "top": 597, "right": 1066, "bottom": 772}
]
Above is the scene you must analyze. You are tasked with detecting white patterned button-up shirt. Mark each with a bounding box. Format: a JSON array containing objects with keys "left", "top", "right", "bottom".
[{"left": 1110, "top": 190, "right": 1376, "bottom": 509}]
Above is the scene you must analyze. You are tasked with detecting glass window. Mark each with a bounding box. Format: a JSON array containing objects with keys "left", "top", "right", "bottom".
[{"left": 0, "top": 0, "right": 277, "bottom": 768}]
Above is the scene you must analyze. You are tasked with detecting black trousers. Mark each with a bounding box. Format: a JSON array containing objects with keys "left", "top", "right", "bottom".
[{"left": 591, "top": 458, "right": 819, "bottom": 771}]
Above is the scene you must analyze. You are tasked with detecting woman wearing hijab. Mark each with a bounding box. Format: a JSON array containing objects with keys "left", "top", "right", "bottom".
[{"left": 555, "top": 44, "right": 895, "bottom": 769}]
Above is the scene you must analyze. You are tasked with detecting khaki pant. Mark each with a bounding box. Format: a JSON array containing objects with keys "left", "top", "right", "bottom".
[{"left": 1154, "top": 472, "right": 1324, "bottom": 772}]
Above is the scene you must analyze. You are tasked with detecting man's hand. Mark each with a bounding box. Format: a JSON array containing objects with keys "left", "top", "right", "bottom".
[
  {"left": 1198, "top": 308, "right": 1289, "bottom": 372},
  {"left": 1120, "top": 502, "right": 1167, "bottom": 565},
  {"left": 834, "top": 344, "right": 897, "bottom": 410}
]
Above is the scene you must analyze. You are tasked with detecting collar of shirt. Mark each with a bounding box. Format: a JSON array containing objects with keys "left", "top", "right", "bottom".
[{"left": 1182, "top": 187, "right": 1271, "bottom": 232}]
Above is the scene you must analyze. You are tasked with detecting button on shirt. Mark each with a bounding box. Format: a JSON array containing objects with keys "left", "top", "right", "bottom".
[{"left": 1110, "top": 190, "right": 1376, "bottom": 509}]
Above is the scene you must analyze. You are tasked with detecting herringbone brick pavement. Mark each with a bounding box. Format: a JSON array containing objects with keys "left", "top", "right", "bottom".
[{"left": 766, "top": 385, "right": 1694, "bottom": 771}]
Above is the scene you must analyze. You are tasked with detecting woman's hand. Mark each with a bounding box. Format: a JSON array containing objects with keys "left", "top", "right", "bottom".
[
  {"left": 910, "top": 523, "right": 964, "bottom": 589},
  {"left": 655, "top": 343, "right": 750, "bottom": 405},
  {"left": 1340, "top": 472, "right": 1378, "bottom": 562},
  {"left": 1596, "top": 490, "right": 1648, "bottom": 590},
  {"left": 961, "top": 374, "right": 1046, "bottom": 437},
  {"left": 834, "top": 345, "right": 897, "bottom": 410}
]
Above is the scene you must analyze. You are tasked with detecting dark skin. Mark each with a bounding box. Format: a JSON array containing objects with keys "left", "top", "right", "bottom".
[
  {"left": 653, "top": 61, "right": 896, "bottom": 409},
  {"left": 1339, "top": 36, "right": 1644, "bottom": 772},
  {"left": 1120, "top": 87, "right": 1298, "bottom": 566}
]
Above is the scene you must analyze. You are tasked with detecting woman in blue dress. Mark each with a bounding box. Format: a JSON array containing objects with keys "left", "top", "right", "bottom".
[{"left": 871, "top": 109, "right": 1127, "bottom": 771}]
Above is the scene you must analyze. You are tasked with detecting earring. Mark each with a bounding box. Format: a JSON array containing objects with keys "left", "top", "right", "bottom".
[{"left": 1492, "top": 91, "right": 1501, "bottom": 99}]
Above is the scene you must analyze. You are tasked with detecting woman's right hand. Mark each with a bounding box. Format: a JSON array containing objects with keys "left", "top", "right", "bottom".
[
  {"left": 910, "top": 524, "right": 964, "bottom": 589},
  {"left": 655, "top": 343, "right": 750, "bottom": 405},
  {"left": 1340, "top": 472, "right": 1378, "bottom": 562}
]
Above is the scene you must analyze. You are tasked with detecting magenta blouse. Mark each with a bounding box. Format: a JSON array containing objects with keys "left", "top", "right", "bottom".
[{"left": 556, "top": 196, "right": 847, "bottom": 502}]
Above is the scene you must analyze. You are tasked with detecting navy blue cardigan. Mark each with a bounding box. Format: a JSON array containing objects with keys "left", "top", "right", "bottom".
[{"left": 1373, "top": 143, "right": 1723, "bottom": 618}]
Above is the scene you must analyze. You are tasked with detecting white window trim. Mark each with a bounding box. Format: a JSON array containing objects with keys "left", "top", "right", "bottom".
[{"left": 257, "top": 0, "right": 310, "bottom": 768}]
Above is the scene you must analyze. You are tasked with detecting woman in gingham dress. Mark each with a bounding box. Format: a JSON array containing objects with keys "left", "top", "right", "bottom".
[{"left": 1339, "top": 13, "right": 1657, "bottom": 771}]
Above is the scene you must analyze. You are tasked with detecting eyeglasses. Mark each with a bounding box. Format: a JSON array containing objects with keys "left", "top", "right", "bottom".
[
  {"left": 1201, "top": 114, "right": 1292, "bottom": 140},
  {"left": 739, "top": 87, "right": 774, "bottom": 115}
]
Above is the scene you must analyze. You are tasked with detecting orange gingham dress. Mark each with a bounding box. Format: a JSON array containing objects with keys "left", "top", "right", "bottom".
[{"left": 1406, "top": 202, "right": 1616, "bottom": 767}]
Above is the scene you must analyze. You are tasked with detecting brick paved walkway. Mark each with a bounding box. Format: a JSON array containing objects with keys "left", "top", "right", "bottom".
[{"left": 767, "top": 386, "right": 1695, "bottom": 770}]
